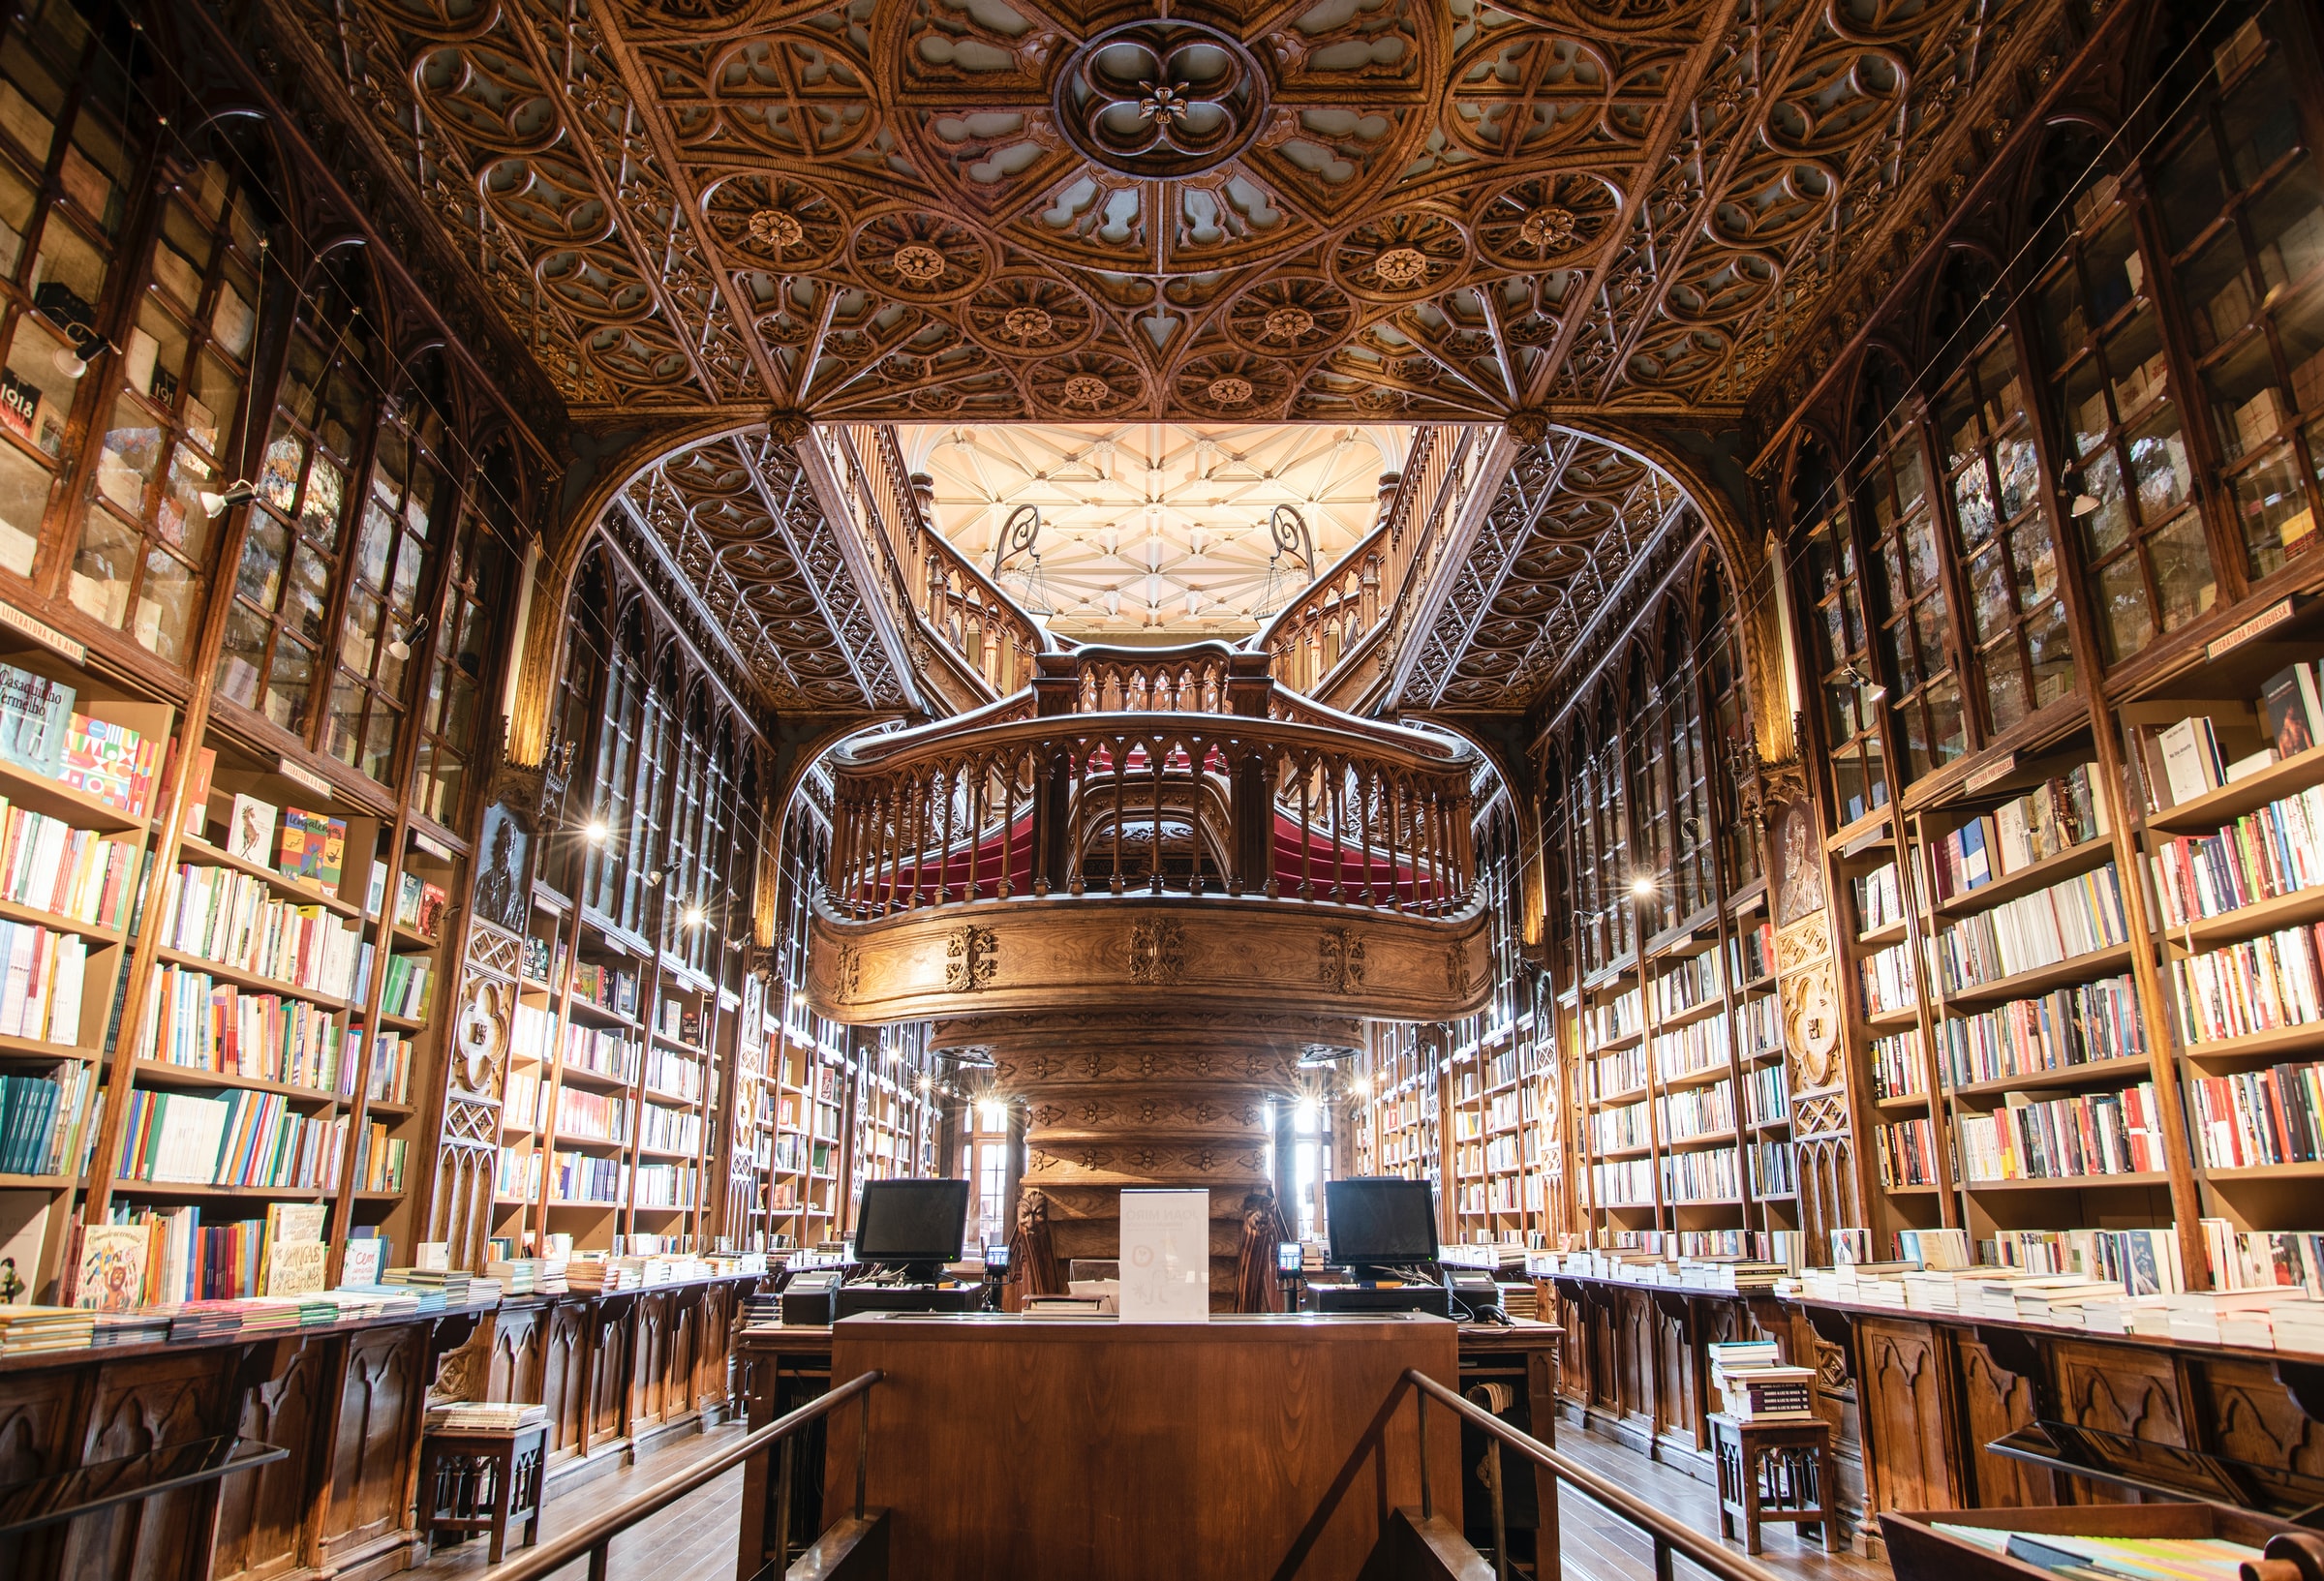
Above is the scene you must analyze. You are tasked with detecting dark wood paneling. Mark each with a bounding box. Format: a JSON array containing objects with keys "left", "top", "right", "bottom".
[
  {"left": 1858, "top": 1319, "right": 1962, "bottom": 1518},
  {"left": 213, "top": 1339, "right": 328, "bottom": 1581},
  {"left": 1954, "top": 1336, "right": 2054, "bottom": 1510}
]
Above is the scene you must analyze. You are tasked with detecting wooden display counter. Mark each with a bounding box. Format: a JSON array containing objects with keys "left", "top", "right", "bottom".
[
  {"left": 0, "top": 1271, "right": 762, "bottom": 1581},
  {"left": 1541, "top": 1274, "right": 2324, "bottom": 1557}
]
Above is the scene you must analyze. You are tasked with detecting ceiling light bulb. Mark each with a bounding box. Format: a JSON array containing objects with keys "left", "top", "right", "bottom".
[
  {"left": 2070, "top": 493, "right": 2101, "bottom": 517},
  {"left": 53, "top": 349, "right": 84, "bottom": 378}
]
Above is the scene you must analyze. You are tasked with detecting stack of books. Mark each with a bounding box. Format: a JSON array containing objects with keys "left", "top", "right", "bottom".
[
  {"left": 384, "top": 1267, "right": 473, "bottom": 1305},
  {"left": 487, "top": 1257, "right": 544, "bottom": 1295},
  {"left": 1708, "top": 1342, "right": 1816, "bottom": 1421},
  {"left": 2273, "top": 1302, "right": 2324, "bottom": 1353},
  {"left": 330, "top": 1284, "right": 423, "bottom": 1317},
  {"left": 426, "top": 1401, "right": 548, "bottom": 1430},
  {"left": 168, "top": 1300, "right": 248, "bottom": 1340},
  {"left": 91, "top": 1310, "right": 170, "bottom": 1347},
  {"left": 0, "top": 1305, "right": 95, "bottom": 1353},
  {"left": 2164, "top": 1289, "right": 2315, "bottom": 1347},
  {"left": 2012, "top": 1279, "right": 2128, "bottom": 1325},
  {"left": 741, "top": 1291, "right": 781, "bottom": 1327}
]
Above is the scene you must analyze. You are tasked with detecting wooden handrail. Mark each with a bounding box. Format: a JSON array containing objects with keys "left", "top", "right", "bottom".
[{"left": 483, "top": 1369, "right": 885, "bottom": 1581}]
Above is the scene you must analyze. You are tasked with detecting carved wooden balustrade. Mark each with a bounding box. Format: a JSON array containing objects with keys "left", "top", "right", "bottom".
[
  {"left": 822, "top": 648, "right": 1476, "bottom": 921},
  {"left": 806, "top": 645, "right": 1492, "bottom": 1302},
  {"left": 828, "top": 423, "right": 1051, "bottom": 705}
]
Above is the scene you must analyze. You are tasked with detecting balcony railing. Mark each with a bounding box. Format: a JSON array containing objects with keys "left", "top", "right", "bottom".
[
  {"left": 1256, "top": 424, "right": 1489, "bottom": 708},
  {"left": 822, "top": 648, "right": 1477, "bottom": 919},
  {"left": 827, "top": 424, "right": 1053, "bottom": 707}
]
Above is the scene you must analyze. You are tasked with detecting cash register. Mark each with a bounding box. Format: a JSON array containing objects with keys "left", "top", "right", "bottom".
[
  {"left": 1311, "top": 1176, "right": 1453, "bottom": 1318},
  {"left": 829, "top": 1177, "right": 986, "bottom": 1321}
]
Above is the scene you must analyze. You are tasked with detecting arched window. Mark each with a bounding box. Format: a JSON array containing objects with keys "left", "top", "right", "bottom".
[
  {"left": 1793, "top": 434, "right": 1886, "bottom": 825},
  {"left": 71, "top": 112, "right": 269, "bottom": 660},
  {"left": 583, "top": 603, "right": 646, "bottom": 922},
  {"left": 414, "top": 436, "right": 520, "bottom": 827},
  {"left": 216, "top": 247, "right": 377, "bottom": 733},
  {"left": 1854, "top": 351, "right": 1967, "bottom": 779},
  {"left": 1701, "top": 569, "right": 1758, "bottom": 889},
  {"left": 2030, "top": 123, "right": 2215, "bottom": 659},
  {"left": 1924, "top": 253, "right": 2075, "bottom": 738}
]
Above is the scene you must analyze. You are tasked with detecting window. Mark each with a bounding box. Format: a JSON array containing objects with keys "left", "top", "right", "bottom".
[
  {"left": 1572, "top": 712, "right": 1630, "bottom": 975},
  {"left": 324, "top": 361, "right": 450, "bottom": 783},
  {"left": 70, "top": 126, "right": 265, "bottom": 659},
  {"left": 413, "top": 445, "right": 518, "bottom": 826},
  {"left": 1796, "top": 438, "right": 1888, "bottom": 824},
  {"left": 2034, "top": 132, "right": 2217, "bottom": 660},
  {"left": 582, "top": 606, "right": 646, "bottom": 923},
  {"left": 1702, "top": 573, "right": 1759, "bottom": 889},
  {"left": 2150, "top": 1, "right": 2324, "bottom": 583},
  {"left": 1629, "top": 652, "right": 1673, "bottom": 933},
  {"left": 1854, "top": 358, "right": 1968, "bottom": 780},
  {"left": 1659, "top": 617, "right": 1715, "bottom": 921},
  {"left": 1924, "top": 265, "right": 2075, "bottom": 736},
  {"left": 0, "top": 0, "right": 140, "bottom": 581},
  {"left": 216, "top": 252, "right": 377, "bottom": 733}
]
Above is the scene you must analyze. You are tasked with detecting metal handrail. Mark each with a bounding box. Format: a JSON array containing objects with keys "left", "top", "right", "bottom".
[
  {"left": 483, "top": 1370, "right": 884, "bottom": 1581},
  {"left": 1403, "top": 1369, "right": 1789, "bottom": 1581}
]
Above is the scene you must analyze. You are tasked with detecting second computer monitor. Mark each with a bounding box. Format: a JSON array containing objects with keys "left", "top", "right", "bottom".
[
  {"left": 1325, "top": 1177, "right": 1439, "bottom": 1267},
  {"left": 853, "top": 1178, "right": 972, "bottom": 1271}
]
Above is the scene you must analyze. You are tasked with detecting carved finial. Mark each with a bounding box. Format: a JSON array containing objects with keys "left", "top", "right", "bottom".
[
  {"left": 1504, "top": 409, "right": 1552, "bottom": 445},
  {"left": 765, "top": 408, "right": 811, "bottom": 446}
]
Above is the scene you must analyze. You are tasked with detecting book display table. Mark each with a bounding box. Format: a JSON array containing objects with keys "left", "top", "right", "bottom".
[{"left": 1709, "top": 1413, "right": 1838, "bottom": 1554}]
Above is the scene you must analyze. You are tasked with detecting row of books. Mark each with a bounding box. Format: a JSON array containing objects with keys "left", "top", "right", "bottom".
[
  {"left": 2186, "top": 1058, "right": 2324, "bottom": 1168},
  {"left": 1653, "top": 1011, "right": 1736, "bottom": 1081},
  {"left": 1649, "top": 952, "right": 1720, "bottom": 1019},
  {"left": 2204, "top": 1219, "right": 2324, "bottom": 1293},
  {"left": 2148, "top": 777, "right": 2324, "bottom": 926},
  {"left": 633, "top": 1161, "right": 697, "bottom": 1207},
  {"left": 571, "top": 961, "right": 639, "bottom": 1018},
  {"left": 1932, "top": 865, "right": 2132, "bottom": 991},
  {"left": 378, "top": 952, "right": 431, "bottom": 1023},
  {"left": 1592, "top": 1157, "right": 1654, "bottom": 1207},
  {"left": 1855, "top": 861, "right": 1906, "bottom": 933},
  {"left": 1937, "top": 973, "right": 2147, "bottom": 1087},
  {"left": 0, "top": 1063, "right": 87, "bottom": 1174},
  {"left": 363, "top": 1030, "right": 411, "bottom": 1106},
  {"left": 1657, "top": 1078, "right": 1734, "bottom": 1143},
  {"left": 0, "top": 800, "right": 142, "bottom": 928},
  {"left": 512, "top": 1000, "right": 557, "bottom": 1063},
  {"left": 1661, "top": 1145, "right": 1741, "bottom": 1203},
  {"left": 1988, "top": 1226, "right": 2186, "bottom": 1292},
  {"left": 1877, "top": 1116, "right": 1940, "bottom": 1188},
  {"left": 1749, "top": 1140, "right": 1795, "bottom": 1196},
  {"left": 554, "top": 1086, "right": 629, "bottom": 1145},
  {"left": 642, "top": 1044, "right": 702, "bottom": 1101},
  {"left": 157, "top": 864, "right": 364, "bottom": 1000},
  {"left": 1955, "top": 1080, "right": 2168, "bottom": 1181},
  {"left": 552, "top": 1149, "right": 625, "bottom": 1202},
  {"left": 2169, "top": 922, "right": 2324, "bottom": 1044},
  {"left": 497, "top": 1144, "right": 540, "bottom": 1201},
  {"left": 1872, "top": 1027, "right": 1927, "bottom": 1099},
  {"left": 1927, "top": 766, "right": 2109, "bottom": 902},
  {"left": 1583, "top": 988, "right": 1643, "bottom": 1045},
  {"left": 1742, "top": 1062, "right": 1787, "bottom": 1126},
  {"left": 0, "top": 665, "right": 162, "bottom": 817},
  {"left": 1590, "top": 1044, "right": 1647, "bottom": 1100},
  {"left": 637, "top": 1101, "right": 701, "bottom": 1154},
  {"left": 503, "top": 1067, "right": 548, "bottom": 1133},
  {"left": 0, "top": 922, "right": 87, "bottom": 1045},
  {"left": 120, "top": 1086, "right": 346, "bottom": 1188},
  {"left": 1590, "top": 1098, "right": 1650, "bottom": 1153},
  {"left": 138, "top": 964, "right": 349, "bottom": 1091},
  {"left": 563, "top": 1023, "right": 637, "bottom": 1082},
  {"left": 1861, "top": 939, "right": 1917, "bottom": 1017},
  {"left": 1729, "top": 921, "right": 1775, "bottom": 983}
]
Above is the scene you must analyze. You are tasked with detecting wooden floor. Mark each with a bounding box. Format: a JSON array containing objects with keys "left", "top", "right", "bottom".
[
  {"left": 407, "top": 1423, "right": 750, "bottom": 1581},
  {"left": 1549, "top": 1423, "right": 1891, "bottom": 1581},
  {"left": 402, "top": 1415, "right": 1889, "bottom": 1581}
]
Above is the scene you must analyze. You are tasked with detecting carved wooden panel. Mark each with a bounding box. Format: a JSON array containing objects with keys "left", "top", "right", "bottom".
[
  {"left": 322, "top": 1326, "right": 425, "bottom": 1559},
  {"left": 213, "top": 1339, "right": 328, "bottom": 1581},
  {"left": 1654, "top": 1296, "right": 1695, "bottom": 1448},
  {"left": 2053, "top": 1340, "right": 2184, "bottom": 1505},
  {"left": 542, "top": 1299, "right": 591, "bottom": 1459},
  {"left": 1554, "top": 1290, "right": 1590, "bottom": 1407},
  {"left": 61, "top": 1355, "right": 230, "bottom": 1581},
  {"left": 2200, "top": 1359, "right": 2324, "bottom": 1479},
  {"left": 1858, "top": 1319, "right": 1963, "bottom": 1516},
  {"left": 0, "top": 1367, "right": 84, "bottom": 1579},
  {"left": 1616, "top": 1289, "right": 1654, "bottom": 1427},
  {"left": 488, "top": 1303, "right": 547, "bottom": 1408},
  {"left": 1954, "top": 1336, "right": 2055, "bottom": 1509},
  {"left": 632, "top": 1292, "right": 672, "bottom": 1428},
  {"left": 590, "top": 1302, "right": 632, "bottom": 1445}
]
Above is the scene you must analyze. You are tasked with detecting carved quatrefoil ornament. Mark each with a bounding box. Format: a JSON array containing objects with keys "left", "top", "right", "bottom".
[{"left": 1053, "top": 20, "right": 1269, "bottom": 178}]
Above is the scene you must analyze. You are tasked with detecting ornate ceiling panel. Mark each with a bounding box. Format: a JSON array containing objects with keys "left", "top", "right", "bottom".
[
  {"left": 616, "top": 431, "right": 912, "bottom": 711},
  {"left": 1396, "top": 428, "right": 1692, "bottom": 712},
  {"left": 900, "top": 421, "right": 1402, "bottom": 638},
  {"left": 280, "top": 0, "right": 2050, "bottom": 423}
]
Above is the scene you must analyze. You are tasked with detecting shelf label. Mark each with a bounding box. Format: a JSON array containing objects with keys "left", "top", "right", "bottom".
[
  {"left": 276, "top": 755, "right": 332, "bottom": 799},
  {"left": 2207, "top": 596, "right": 2294, "bottom": 659},
  {"left": 1964, "top": 752, "right": 2019, "bottom": 794},
  {"left": 0, "top": 599, "right": 83, "bottom": 662},
  {"left": 1840, "top": 826, "right": 1885, "bottom": 857},
  {"left": 413, "top": 830, "right": 455, "bottom": 862}
]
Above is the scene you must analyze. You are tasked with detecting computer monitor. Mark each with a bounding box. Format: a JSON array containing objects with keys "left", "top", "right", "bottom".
[
  {"left": 1326, "top": 1177, "right": 1440, "bottom": 1268},
  {"left": 851, "top": 1178, "right": 971, "bottom": 1274}
]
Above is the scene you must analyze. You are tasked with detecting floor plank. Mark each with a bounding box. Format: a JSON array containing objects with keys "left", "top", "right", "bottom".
[{"left": 409, "top": 1423, "right": 751, "bottom": 1581}]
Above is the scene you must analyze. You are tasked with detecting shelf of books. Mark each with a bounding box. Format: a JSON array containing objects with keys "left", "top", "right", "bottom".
[
  {"left": 1358, "top": 1022, "right": 1441, "bottom": 1201},
  {"left": 1445, "top": 1023, "right": 1554, "bottom": 1246}
]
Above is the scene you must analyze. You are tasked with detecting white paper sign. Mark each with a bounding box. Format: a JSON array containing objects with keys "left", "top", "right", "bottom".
[{"left": 1118, "top": 1190, "right": 1209, "bottom": 1323}]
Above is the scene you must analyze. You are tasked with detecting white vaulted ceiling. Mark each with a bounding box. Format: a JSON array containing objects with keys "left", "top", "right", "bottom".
[{"left": 898, "top": 423, "right": 1411, "bottom": 642}]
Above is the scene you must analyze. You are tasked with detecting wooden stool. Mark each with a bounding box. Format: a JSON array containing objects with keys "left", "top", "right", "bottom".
[
  {"left": 1708, "top": 1413, "right": 1839, "bottom": 1555},
  {"left": 416, "top": 1421, "right": 548, "bottom": 1564}
]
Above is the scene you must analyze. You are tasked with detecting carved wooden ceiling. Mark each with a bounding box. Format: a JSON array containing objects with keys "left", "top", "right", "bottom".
[{"left": 290, "top": 0, "right": 2034, "bottom": 424}]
